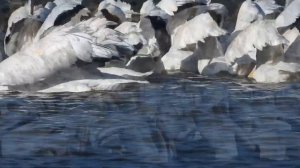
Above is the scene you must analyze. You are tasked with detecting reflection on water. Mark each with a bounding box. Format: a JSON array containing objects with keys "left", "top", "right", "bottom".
[{"left": 1, "top": 73, "right": 300, "bottom": 167}]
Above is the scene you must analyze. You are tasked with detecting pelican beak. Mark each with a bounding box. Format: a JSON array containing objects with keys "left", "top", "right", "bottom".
[{"left": 248, "top": 65, "right": 256, "bottom": 79}]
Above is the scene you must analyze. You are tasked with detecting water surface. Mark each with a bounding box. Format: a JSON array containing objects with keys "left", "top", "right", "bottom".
[{"left": 1, "top": 73, "right": 300, "bottom": 167}]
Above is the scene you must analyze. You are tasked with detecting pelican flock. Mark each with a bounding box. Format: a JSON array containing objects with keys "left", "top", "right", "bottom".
[{"left": 0, "top": 0, "right": 299, "bottom": 92}]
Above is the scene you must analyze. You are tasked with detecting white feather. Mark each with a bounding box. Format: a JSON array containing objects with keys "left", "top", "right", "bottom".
[
  {"left": 234, "top": 0, "right": 263, "bottom": 32},
  {"left": 38, "top": 78, "right": 148, "bottom": 93},
  {"left": 283, "top": 28, "right": 300, "bottom": 62},
  {"left": 172, "top": 13, "right": 227, "bottom": 49},
  {"left": 98, "top": 67, "right": 153, "bottom": 79},
  {"left": 140, "top": 0, "right": 157, "bottom": 15},
  {"left": 157, "top": 0, "right": 212, "bottom": 15},
  {"left": 275, "top": 0, "right": 300, "bottom": 28},
  {"left": 107, "top": 0, "right": 133, "bottom": 19},
  {"left": 252, "top": 61, "right": 300, "bottom": 83},
  {"left": 35, "top": 1, "right": 81, "bottom": 40},
  {"left": 167, "top": 3, "right": 228, "bottom": 36},
  {"left": 198, "top": 56, "right": 230, "bottom": 75},
  {"left": 97, "top": 1, "right": 127, "bottom": 22},
  {"left": 225, "top": 20, "right": 289, "bottom": 66},
  {"left": 0, "top": 18, "right": 134, "bottom": 86},
  {"left": 161, "top": 49, "right": 194, "bottom": 71},
  {"left": 255, "top": 0, "right": 281, "bottom": 15},
  {"left": 5, "top": 7, "right": 29, "bottom": 39}
]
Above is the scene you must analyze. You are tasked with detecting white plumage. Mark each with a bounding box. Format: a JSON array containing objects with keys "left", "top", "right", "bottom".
[
  {"left": 166, "top": 3, "right": 227, "bottom": 42},
  {"left": 234, "top": 0, "right": 281, "bottom": 32},
  {"left": 157, "top": 0, "right": 211, "bottom": 16},
  {"left": 275, "top": 0, "right": 300, "bottom": 28},
  {"left": 1, "top": 0, "right": 300, "bottom": 91},
  {"left": 0, "top": 18, "right": 134, "bottom": 87},
  {"left": 140, "top": 0, "right": 157, "bottom": 16},
  {"left": 172, "top": 13, "right": 227, "bottom": 49},
  {"left": 255, "top": 0, "right": 281, "bottom": 15},
  {"left": 38, "top": 78, "right": 148, "bottom": 93},
  {"left": 225, "top": 20, "right": 288, "bottom": 66},
  {"left": 34, "top": 0, "right": 83, "bottom": 40},
  {"left": 234, "top": 0, "right": 263, "bottom": 32},
  {"left": 284, "top": 28, "right": 300, "bottom": 63},
  {"left": 251, "top": 62, "right": 300, "bottom": 83},
  {"left": 107, "top": 0, "right": 133, "bottom": 19},
  {"left": 161, "top": 49, "right": 194, "bottom": 71},
  {"left": 161, "top": 12, "right": 226, "bottom": 73},
  {"left": 4, "top": 1, "right": 55, "bottom": 56}
]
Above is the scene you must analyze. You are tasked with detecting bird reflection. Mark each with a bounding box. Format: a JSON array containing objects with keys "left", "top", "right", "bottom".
[{"left": 0, "top": 80, "right": 300, "bottom": 163}]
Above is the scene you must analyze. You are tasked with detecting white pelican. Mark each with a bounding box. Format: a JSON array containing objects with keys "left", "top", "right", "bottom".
[
  {"left": 225, "top": 20, "right": 288, "bottom": 76},
  {"left": 138, "top": 0, "right": 214, "bottom": 58},
  {"left": 249, "top": 61, "right": 300, "bottom": 83},
  {"left": 166, "top": 3, "right": 228, "bottom": 37},
  {"left": 248, "top": 32, "right": 300, "bottom": 84},
  {"left": 247, "top": 0, "right": 300, "bottom": 83},
  {"left": 104, "top": 0, "right": 134, "bottom": 19},
  {"left": 115, "top": 21, "right": 165, "bottom": 73},
  {"left": 275, "top": 0, "right": 300, "bottom": 29},
  {"left": 234, "top": 0, "right": 281, "bottom": 32},
  {"left": 96, "top": 0, "right": 134, "bottom": 26},
  {"left": 4, "top": 0, "right": 55, "bottom": 56},
  {"left": 161, "top": 12, "right": 227, "bottom": 73},
  {"left": 34, "top": 0, "right": 91, "bottom": 41},
  {"left": 156, "top": 0, "right": 211, "bottom": 16},
  {"left": 0, "top": 18, "right": 144, "bottom": 92},
  {"left": 114, "top": 22, "right": 163, "bottom": 74}
]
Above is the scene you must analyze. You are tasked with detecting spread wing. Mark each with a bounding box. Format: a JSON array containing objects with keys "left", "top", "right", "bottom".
[
  {"left": 6, "top": 7, "right": 29, "bottom": 38},
  {"left": 0, "top": 18, "right": 134, "bottom": 86},
  {"left": 35, "top": 0, "right": 83, "bottom": 40},
  {"left": 275, "top": 0, "right": 300, "bottom": 28},
  {"left": 225, "top": 20, "right": 288, "bottom": 65},
  {"left": 255, "top": 0, "right": 281, "bottom": 15},
  {"left": 167, "top": 3, "right": 227, "bottom": 36},
  {"left": 234, "top": 0, "right": 263, "bottom": 32},
  {"left": 172, "top": 13, "right": 227, "bottom": 49},
  {"left": 157, "top": 0, "right": 210, "bottom": 15}
]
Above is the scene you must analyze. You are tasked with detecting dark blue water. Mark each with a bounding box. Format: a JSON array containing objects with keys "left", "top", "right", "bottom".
[{"left": 1, "top": 73, "right": 300, "bottom": 167}]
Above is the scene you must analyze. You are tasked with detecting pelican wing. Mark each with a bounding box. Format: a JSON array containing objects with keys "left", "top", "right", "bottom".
[
  {"left": 161, "top": 49, "right": 194, "bottom": 71},
  {"left": 140, "top": 0, "right": 157, "bottom": 15},
  {"left": 284, "top": 28, "right": 300, "bottom": 63},
  {"left": 115, "top": 22, "right": 138, "bottom": 34},
  {"left": 0, "top": 18, "right": 134, "bottom": 86},
  {"left": 138, "top": 17, "right": 155, "bottom": 42},
  {"left": 70, "top": 18, "right": 135, "bottom": 60},
  {"left": 167, "top": 3, "right": 227, "bottom": 37},
  {"left": 255, "top": 0, "right": 281, "bottom": 15},
  {"left": 157, "top": 0, "right": 210, "bottom": 16},
  {"left": 225, "top": 20, "right": 288, "bottom": 65},
  {"left": 106, "top": 0, "right": 133, "bottom": 19},
  {"left": 172, "top": 13, "right": 227, "bottom": 49},
  {"left": 97, "top": 1, "right": 127, "bottom": 23},
  {"left": 38, "top": 78, "right": 148, "bottom": 93},
  {"left": 167, "top": 6, "right": 208, "bottom": 35},
  {"left": 275, "top": 0, "right": 300, "bottom": 28},
  {"left": 6, "top": 7, "right": 29, "bottom": 37},
  {"left": 53, "top": 0, "right": 82, "bottom": 5},
  {"left": 35, "top": 1, "right": 82, "bottom": 40},
  {"left": 98, "top": 67, "right": 153, "bottom": 80},
  {"left": 234, "top": 0, "right": 263, "bottom": 32}
]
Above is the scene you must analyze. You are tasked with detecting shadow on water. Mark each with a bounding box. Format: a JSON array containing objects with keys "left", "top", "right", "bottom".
[{"left": 0, "top": 73, "right": 300, "bottom": 167}]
